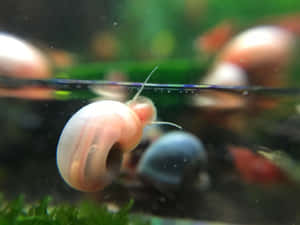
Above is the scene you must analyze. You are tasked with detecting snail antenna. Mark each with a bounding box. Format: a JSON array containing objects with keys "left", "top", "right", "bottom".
[
  {"left": 151, "top": 121, "right": 183, "bottom": 130},
  {"left": 132, "top": 66, "right": 159, "bottom": 101}
]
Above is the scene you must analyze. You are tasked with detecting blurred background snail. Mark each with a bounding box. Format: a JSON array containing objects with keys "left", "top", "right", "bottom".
[
  {"left": 193, "top": 25, "right": 295, "bottom": 111},
  {"left": 0, "top": 32, "right": 53, "bottom": 100},
  {"left": 191, "top": 25, "right": 296, "bottom": 133}
]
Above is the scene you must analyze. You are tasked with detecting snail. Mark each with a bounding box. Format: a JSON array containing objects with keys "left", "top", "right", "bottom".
[
  {"left": 191, "top": 26, "right": 296, "bottom": 132},
  {"left": 193, "top": 25, "right": 295, "bottom": 110},
  {"left": 0, "top": 32, "right": 50, "bottom": 79},
  {"left": 56, "top": 67, "right": 181, "bottom": 192},
  {"left": 0, "top": 32, "right": 52, "bottom": 99},
  {"left": 137, "top": 131, "right": 207, "bottom": 192},
  {"left": 192, "top": 62, "right": 248, "bottom": 109}
]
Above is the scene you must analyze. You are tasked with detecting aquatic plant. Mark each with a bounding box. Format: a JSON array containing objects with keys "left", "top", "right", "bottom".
[{"left": 0, "top": 195, "right": 146, "bottom": 225}]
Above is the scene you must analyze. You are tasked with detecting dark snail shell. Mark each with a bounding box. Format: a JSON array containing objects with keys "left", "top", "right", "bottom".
[{"left": 137, "top": 131, "right": 207, "bottom": 191}]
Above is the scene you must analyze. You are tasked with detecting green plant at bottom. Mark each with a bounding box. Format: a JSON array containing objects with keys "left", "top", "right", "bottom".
[{"left": 0, "top": 195, "right": 146, "bottom": 225}]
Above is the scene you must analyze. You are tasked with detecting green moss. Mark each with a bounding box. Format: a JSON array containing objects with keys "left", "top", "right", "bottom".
[{"left": 0, "top": 195, "right": 147, "bottom": 225}]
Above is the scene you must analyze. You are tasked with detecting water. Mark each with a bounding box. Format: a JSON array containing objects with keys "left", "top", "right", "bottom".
[{"left": 1, "top": 1, "right": 300, "bottom": 225}]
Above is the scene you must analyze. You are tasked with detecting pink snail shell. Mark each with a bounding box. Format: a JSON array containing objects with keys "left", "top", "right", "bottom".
[{"left": 57, "top": 97, "right": 157, "bottom": 192}]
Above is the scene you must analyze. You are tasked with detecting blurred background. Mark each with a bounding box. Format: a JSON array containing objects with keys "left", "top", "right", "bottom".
[
  {"left": 1, "top": 0, "right": 299, "bottom": 61},
  {"left": 1, "top": 1, "right": 300, "bottom": 225}
]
